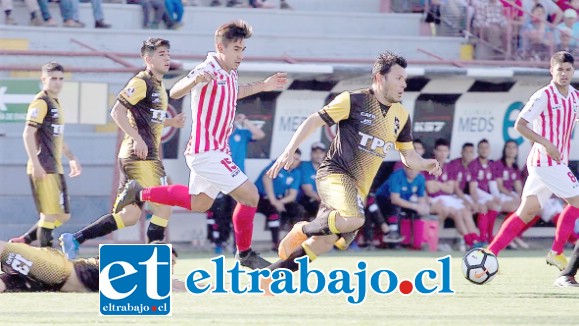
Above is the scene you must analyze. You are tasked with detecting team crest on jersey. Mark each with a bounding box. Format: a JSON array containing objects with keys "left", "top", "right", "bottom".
[
  {"left": 125, "top": 87, "right": 135, "bottom": 97},
  {"left": 503, "top": 171, "right": 509, "bottom": 180},
  {"left": 28, "top": 107, "right": 39, "bottom": 119},
  {"left": 394, "top": 117, "right": 400, "bottom": 136}
]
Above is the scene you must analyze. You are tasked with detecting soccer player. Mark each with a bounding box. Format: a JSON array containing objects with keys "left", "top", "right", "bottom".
[
  {"left": 264, "top": 52, "right": 441, "bottom": 272},
  {"left": 59, "top": 38, "right": 185, "bottom": 258},
  {"left": 468, "top": 139, "right": 502, "bottom": 244},
  {"left": 112, "top": 20, "right": 288, "bottom": 269},
  {"left": 392, "top": 139, "right": 425, "bottom": 171},
  {"left": 484, "top": 51, "right": 579, "bottom": 287},
  {"left": 0, "top": 240, "right": 183, "bottom": 293},
  {"left": 10, "top": 62, "right": 81, "bottom": 248},
  {"left": 206, "top": 113, "right": 265, "bottom": 254}
]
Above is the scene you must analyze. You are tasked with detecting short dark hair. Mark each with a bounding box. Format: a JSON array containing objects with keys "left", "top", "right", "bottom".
[
  {"left": 478, "top": 139, "right": 489, "bottom": 146},
  {"left": 413, "top": 139, "right": 424, "bottom": 146},
  {"left": 141, "top": 37, "right": 170, "bottom": 57},
  {"left": 215, "top": 20, "right": 253, "bottom": 47},
  {"left": 295, "top": 148, "right": 302, "bottom": 155},
  {"left": 42, "top": 62, "right": 64, "bottom": 74},
  {"left": 551, "top": 51, "right": 574, "bottom": 66},
  {"left": 149, "top": 240, "right": 178, "bottom": 257},
  {"left": 462, "top": 142, "right": 474, "bottom": 150},
  {"left": 371, "top": 51, "right": 407, "bottom": 80},
  {"left": 434, "top": 138, "right": 450, "bottom": 149}
]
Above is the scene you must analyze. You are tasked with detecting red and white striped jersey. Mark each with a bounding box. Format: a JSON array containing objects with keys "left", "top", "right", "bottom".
[
  {"left": 184, "top": 52, "right": 238, "bottom": 156},
  {"left": 519, "top": 81, "right": 579, "bottom": 167}
]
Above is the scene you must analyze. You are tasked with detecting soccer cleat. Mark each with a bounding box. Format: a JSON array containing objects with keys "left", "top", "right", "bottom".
[
  {"left": 113, "top": 180, "right": 143, "bottom": 214},
  {"left": 59, "top": 233, "right": 79, "bottom": 259},
  {"left": 8, "top": 236, "right": 26, "bottom": 244},
  {"left": 235, "top": 250, "right": 271, "bottom": 269},
  {"left": 554, "top": 275, "right": 579, "bottom": 287},
  {"left": 278, "top": 221, "right": 308, "bottom": 260},
  {"left": 382, "top": 232, "right": 405, "bottom": 244},
  {"left": 335, "top": 230, "right": 358, "bottom": 250},
  {"left": 546, "top": 251, "right": 568, "bottom": 271}
]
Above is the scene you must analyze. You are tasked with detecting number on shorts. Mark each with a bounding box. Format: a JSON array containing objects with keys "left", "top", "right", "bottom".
[
  {"left": 568, "top": 172, "right": 578, "bottom": 183},
  {"left": 220, "top": 158, "right": 238, "bottom": 172},
  {"left": 11, "top": 254, "right": 33, "bottom": 275}
]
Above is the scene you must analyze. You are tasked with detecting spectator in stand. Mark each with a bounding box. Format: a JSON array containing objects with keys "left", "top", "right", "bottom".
[
  {"left": 36, "top": 0, "right": 59, "bottom": 26},
  {"left": 440, "top": 0, "right": 468, "bottom": 37},
  {"left": 556, "top": 26, "right": 578, "bottom": 53},
  {"left": 473, "top": 0, "right": 509, "bottom": 59},
  {"left": 69, "top": 0, "right": 111, "bottom": 28},
  {"left": 521, "top": 3, "right": 554, "bottom": 60},
  {"left": 556, "top": 9, "right": 579, "bottom": 46},
  {"left": 165, "top": 0, "right": 184, "bottom": 28},
  {"left": 255, "top": 150, "right": 304, "bottom": 251},
  {"left": 501, "top": 0, "right": 524, "bottom": 49},
  {"left": 522, "top": 0, "right": 563, "bottom": 24},
  {"left": 2, "top": 0, "right": 42, "bottom": 25},
  {"left": 424, "top": 0, "right": 441, "bottom": 36}
]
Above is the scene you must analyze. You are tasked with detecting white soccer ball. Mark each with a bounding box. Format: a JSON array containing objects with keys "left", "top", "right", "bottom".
[{"left": 462, "top": 248, "right": 499, "bottom": 285}]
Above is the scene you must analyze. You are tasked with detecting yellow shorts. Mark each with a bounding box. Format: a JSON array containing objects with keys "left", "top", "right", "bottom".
[
  {"left": 316, "top": 173, "right": 365, "bottom": 219},
  {"left": 114, "top": 158, "right": 168, "bottom": 211},
  {"left": 29, "top": 173, "right": 69, "bottom": 215}
]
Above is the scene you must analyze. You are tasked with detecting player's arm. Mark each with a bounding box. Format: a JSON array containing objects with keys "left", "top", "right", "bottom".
[
  {"left": 172, "top": 279, "right": 187, "bottom": 292},
  {"left": 439, "top": 180, "right": 455, "bottom": 194},
  {"left": 496, "top": 177, "right": 510, "bottom": 196},
  {"left": 262, "top": 173, "right": 285, "bottom": 212},
  {"left": 425, "top": 180, "right": 439, "bottom": 195},
  {"left": 243, "top": 118, "right": 265, "bottom": 140},
  {"left": 279, "top": 189, "right": 298, "bottom": 204},
  {"left": 238, "top": 72, "right": 287, "bottom": 99},
  {"left": 514, "top": 179, "right": 523, "bottom": 195},
  {"left": 164, "top": 113, "right": 185, "bottom": 128},
  {"left": 516, "top": 116, "right": 561, "bottom": 163},
  {"left": 62, "top": 142, "right": 81, "bottom": 177},
  {"left": 170, "top": 69, "right": 215, "bottom": 99},
  {"left": 23, "top": 99, "right": 48, "bottom": 179},
  {"left": 110, "top": 101, "right": 148, "bottom": 160}
]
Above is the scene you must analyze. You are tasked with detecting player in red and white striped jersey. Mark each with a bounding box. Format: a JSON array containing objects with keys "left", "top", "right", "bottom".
[
  {"left": 486, "top": 51, "right": 579, "bottom": 287},
  {"left": 114, "top": 20, "right": 288, "bottom": 270}
]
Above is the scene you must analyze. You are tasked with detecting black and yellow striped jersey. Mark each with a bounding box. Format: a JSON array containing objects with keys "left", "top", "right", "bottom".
[
  {"left": 117, "top": 70, "right": 168, "bottom": 161},
  {"left": 317, "top": 88, "right": 414, "bottom": 196}
]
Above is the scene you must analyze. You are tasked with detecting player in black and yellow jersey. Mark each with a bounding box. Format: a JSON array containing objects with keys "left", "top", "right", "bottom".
[
  {"left": 265, "top": 52, "right": 442, "bottom": 273},
  {"left": 59, "top": 38, "right": 185, "bottom": 259},
  {"left": 0, "top": 240, "right": 183, "bottom": 293},
  {"left": 10, "top": 62, "right": 82, "bottom": 248}
]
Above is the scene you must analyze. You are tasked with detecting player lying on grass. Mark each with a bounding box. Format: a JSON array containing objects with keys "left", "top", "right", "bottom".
[{"left": 0, "top": 241, "right": 185, "bottom": 293}]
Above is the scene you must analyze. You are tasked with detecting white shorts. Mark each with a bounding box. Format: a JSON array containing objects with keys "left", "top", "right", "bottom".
[
  {"left": 185, "top": 151, "right": 248, "bottom": 199},
  {"left": 431, "top": 195, "right": 465, "bottom": 210},
  {"left": 498, "top": 191, "right": 519, "bottom": 204},
  {"left": 465, "top": 189, "right": 494, "bottom": 205},
  {"left": 523, "top": 164, "right": 579, "bottom": 208}
]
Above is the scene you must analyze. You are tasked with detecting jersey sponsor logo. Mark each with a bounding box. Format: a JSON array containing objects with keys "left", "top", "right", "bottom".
[
  {"left": 50, "top": 108, "right": 59, "bottom": 118},
  {"left": 51, "top": 124, "right": 64, "bottom": 136},
  {"left": 150, "top": 109, "right": 167, "bottom": 124},
  {"left": 99, "top": 244, "right": 172, "bottom": 316},
  {"left": 358, "top": 132, "right": 394, "bottom": 157}
]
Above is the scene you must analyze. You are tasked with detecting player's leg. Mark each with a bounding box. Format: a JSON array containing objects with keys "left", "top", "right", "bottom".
[
  {"left": 31, "top": 174, "right": 71, "bottom": 247},
  {"left": 556, "top": 238, "right": 579, "bottom": 287},
  {"left": 550, "top": 194, "right": 579, "bottom": 266},
  {"left": 269, "top": 234, "right": 339, "bottom": 272}
]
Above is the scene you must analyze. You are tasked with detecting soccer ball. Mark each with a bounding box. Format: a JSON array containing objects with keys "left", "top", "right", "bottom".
[{"left": 462, "top": 248, "right": 499, "bottom": 285}]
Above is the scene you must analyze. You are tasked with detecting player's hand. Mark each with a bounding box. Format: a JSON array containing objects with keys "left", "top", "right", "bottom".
[
  {"left": 263, "top": 72, "right": 288, "bottom": 92},
  {"left": 32, "top": 164, "right": 47, "bottom": 179},
  {"left": 267, "top": 150, "right": 295, "bottom": 179},
  {"left": 166, "top": 112, "right": 186, "bottom": 128},
  {"left": 133, "top": 136, "right": 148, "bottom": 160},
  {"left": 477, "top": 203, "right": 488, "bottom": 214},
  {"left": 543, "top": 141, "right": 561, "bottom": 163},
  {"left": 417, "top": 203, "right": 430, "bottom": 216},
  {"left": 193, "top": 71, "right": 216, "bottom": 85},
  {"left": 68, "top": 159, "right": 82, "bottom": 178},
  {"left": 424, "top": 159, "right": 442, "bottom": 176}
]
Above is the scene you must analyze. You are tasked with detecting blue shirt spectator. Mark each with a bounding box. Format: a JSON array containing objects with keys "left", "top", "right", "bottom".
[
  {"left": 229, "top": 128, "right": 252, "bottom": 173},
  {"left": 376, "top": 169, "right": 426, "bottom": 202},
  {"left": 256, "top": 161, "right": 301, "bottom": 199}
]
